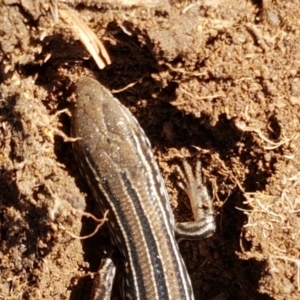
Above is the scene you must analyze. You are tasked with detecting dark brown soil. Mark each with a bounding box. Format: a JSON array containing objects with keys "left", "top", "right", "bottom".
[{"left": 1, "top": 1, "right": 300, "bottom": 299}]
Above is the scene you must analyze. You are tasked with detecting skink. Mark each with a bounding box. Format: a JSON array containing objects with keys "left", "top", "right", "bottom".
[{"left": 71, "top": 77, "right": 216, "bottom": 299}]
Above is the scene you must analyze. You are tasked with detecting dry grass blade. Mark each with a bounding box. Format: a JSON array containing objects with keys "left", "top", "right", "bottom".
[{"left": 58, "top": 4, "right": 111, "bottom": 69}]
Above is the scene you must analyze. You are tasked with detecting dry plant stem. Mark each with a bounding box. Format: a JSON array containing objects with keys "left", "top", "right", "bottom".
[
  {"left": 178, "top": 86, "right": 224, "bottom": 102},
  {"left": 241, "top": 193, "right": 284, "bottom": 223},
  {"left": 59, "top": 210, "right": 109, "bottom": 240},
  {"left": 111, "top": 77, "right": 143, "bottom": 93},
  {"left": 51, "top": 109, "right": 81, "bottom": 142},
  {"left": 58, "top": 4, "right": 111, "bottom": 69},
  {"left": 59, "top": 0, "right": 169, "bottom": 8},
  {"left": 236, "top": 121, "right": 299, "bottom": 150}
]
